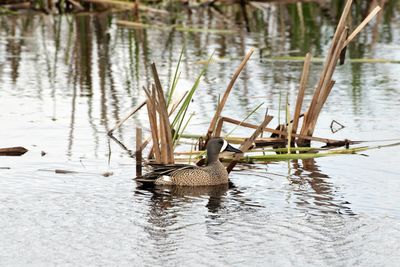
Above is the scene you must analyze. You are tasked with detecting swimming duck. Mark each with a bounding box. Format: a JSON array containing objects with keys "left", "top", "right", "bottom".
[{"left": 136, "top": 138, "right": 242, "bottom": 186}]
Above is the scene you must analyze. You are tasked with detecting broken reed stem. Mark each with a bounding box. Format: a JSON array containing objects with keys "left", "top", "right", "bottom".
[
  {"left": 219, "top": 116, "right": 353, "bottom": 145},
  {"left": 307, "top": 28, "right": 348, "bottom": 135},
  {"left": 299, "top": 0, "right": 353, "bottom": 140},
  {"left": 108, "top": 100, "right": 146, "bottom": 135},
  {"left": 299, "top": 1, "right": 381, "bottom": 143},
  {"left": 226, "top": 113, "right": 273, "bottom": 173},
  {"left": 214, "top": 117, "right": 225, "bottom": 137},
  {"left": 205, "top": 48, "right": 255, "bottom": 143},
  {"left": 292, "top": 52, "right": 311, "bottom": 135},
  {"left": 151, "top": 63, "right": 174, "bottom": 164},
  {"left": 301, "top": 32, "right": 348, "bottom": 138},
  {"left": 309, "top": 80, "right": 336, "bottom": 132},
  {"left": 168, "top": 91, "right": 188, "bottom": 116},
  {"left": 144, "top": 87, "right": 162, "bottom": 163},
  {"left": 136, "top": 127, "right": 143, "bottom": 177},
  {"left": 342, "top": 6, "right": 382, "bottom": 49}
]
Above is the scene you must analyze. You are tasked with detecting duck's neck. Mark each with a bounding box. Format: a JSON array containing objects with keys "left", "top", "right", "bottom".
[{"left": 207, "top": 150, "right": 220, "bottom": 165}]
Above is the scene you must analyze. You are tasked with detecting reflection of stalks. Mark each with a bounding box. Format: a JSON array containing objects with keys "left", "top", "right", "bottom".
[
  {"left": 136, "top": 128, "right": 143, "bottom": 177},
  {"left": 108, "top": 134, "right": 135, "bottom": 158}
]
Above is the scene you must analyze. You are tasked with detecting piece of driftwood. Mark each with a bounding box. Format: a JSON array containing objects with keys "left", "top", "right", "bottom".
[{"left": 0, "top": 147, "right": 28, "bottom": 156}]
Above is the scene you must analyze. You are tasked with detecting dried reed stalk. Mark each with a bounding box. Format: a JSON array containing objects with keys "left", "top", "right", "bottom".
[
  {"left": 292, "top": 52, "right": 311, "bottom": 135},
  {"left": 205, "top": 48, "right": 255, "bottom": 144},
  {"left": 299, "top": 0, "right": 353, "bottom": 140},
  {"left": 309, "top": 80, "right": 336, "bottom": 132},
  {"left": 168, "top": 91, "right": 188, "bottom": 116},
  {"left": 306, "top": 29, "right": 348, "bottom": 134},
  {"left": 299, "top": 1, "right": 381, "bottom": 143},
  {"left": 342, "top": 6, "right": 382, "bottom": 49},
  {"left": 143, "top": 87, "right": 161, "bottom": 163},
  {"left": 108, "top": 100, "right": 146, "bottom": 135},
  {"left": 219, "top": 116, "right": 353, "bottom": 145},
  {"left": 226, "top": 113, "right": 273, "bottom": 173},
  {"left": 214, "top": 117, "right": 225, "bottom": 137},
  {"left": 151, "top": 64, "right": 174, "bottom": 164}
]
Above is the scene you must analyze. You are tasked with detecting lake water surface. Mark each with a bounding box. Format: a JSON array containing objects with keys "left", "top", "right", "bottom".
[{"left": 1, "top": 2, "right": 400, "bottom": 266}]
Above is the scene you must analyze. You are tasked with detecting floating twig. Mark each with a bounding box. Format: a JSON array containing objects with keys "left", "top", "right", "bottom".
[{"left": 0, "top": 147, "right": 28, "bottom": 156}]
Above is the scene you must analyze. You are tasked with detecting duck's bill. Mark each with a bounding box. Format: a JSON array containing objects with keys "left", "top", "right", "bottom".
[{"left": 224, "top": 143, "right": 242, "bottom": 153}]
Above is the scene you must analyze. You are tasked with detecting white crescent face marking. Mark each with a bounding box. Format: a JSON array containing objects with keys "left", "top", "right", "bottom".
[{"left": 220, "top": 139, "right": 228, "bottom": 153}]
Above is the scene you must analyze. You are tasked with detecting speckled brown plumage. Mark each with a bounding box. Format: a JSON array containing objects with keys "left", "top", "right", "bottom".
[
  {"left": 154, "top": 161, "right": 228, "bottom": 186},
  {"left": 136, "top": 138, "right": 242, "bottom": 187}
]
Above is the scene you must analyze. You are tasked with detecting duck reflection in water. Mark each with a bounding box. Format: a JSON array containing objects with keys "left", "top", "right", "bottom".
[
  {"left": 134, "top": 137, "right": 242, "bottom": 213},
  {"left": 138, "top": 183, "right": 231, "bottom": 214}
]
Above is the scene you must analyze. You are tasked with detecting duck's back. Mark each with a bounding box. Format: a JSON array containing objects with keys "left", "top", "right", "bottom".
[{"left": 155, "top": 162, "right": 228, "bottom": 186}]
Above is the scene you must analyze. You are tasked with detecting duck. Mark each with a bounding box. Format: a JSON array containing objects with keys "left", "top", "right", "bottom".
[{"left": 135, "top": 137, "right": 242, "bottom": 186}]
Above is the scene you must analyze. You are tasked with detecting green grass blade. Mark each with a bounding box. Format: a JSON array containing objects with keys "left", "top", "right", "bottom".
[
  {"left": 171, "top": 53, "right": 214, "bottom": 146},
  {"left": 167, "top": 48, "right": 184, "bottom": 107},
  {"left": 174, "top": 112, "right": 195, "bottom": 148}
]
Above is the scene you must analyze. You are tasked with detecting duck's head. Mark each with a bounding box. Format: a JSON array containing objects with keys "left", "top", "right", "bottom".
[{"left": 206, "top": 138, "right": 242, "bottom": 163}]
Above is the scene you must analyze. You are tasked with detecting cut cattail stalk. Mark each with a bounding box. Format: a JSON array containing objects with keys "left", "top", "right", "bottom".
[
  {"left": 143, "top": 86, "right": 161, "bottom": 163},
  {"left": 342, "top": 6, "right": 382, "bottom": 49},
  {"left": 292, "top": 53, "right": 311, "bottom": 136},
  {"left": 151, "top": 64, "right": 175, "bottom": 164},
  {"left": 306, "top": 28, "right": 348, "bottom": 136},
  {"left": 298, "top": 1, "right": 382, "bottom": 143},
  {"left": 214, "top": 117, "right": 225, "bottom": 137},
  {"left": 108, "top": 100, "right": 146, "bottom": 135},
  {"left": 205, "top": 48, "right": 255, "bottom": 143}
]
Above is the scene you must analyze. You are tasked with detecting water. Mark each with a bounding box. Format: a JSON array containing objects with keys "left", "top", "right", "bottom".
[{"left": 1, "top": 2, "right": 400, "bottom": 266}]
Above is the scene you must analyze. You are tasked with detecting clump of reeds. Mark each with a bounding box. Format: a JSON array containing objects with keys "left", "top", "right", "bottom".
[
  {"left": 109, "top": 0, "right": 390, "bottom": 176},
  {"left": 297, "top": 1, "right": 382, "bottom": 146}
]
